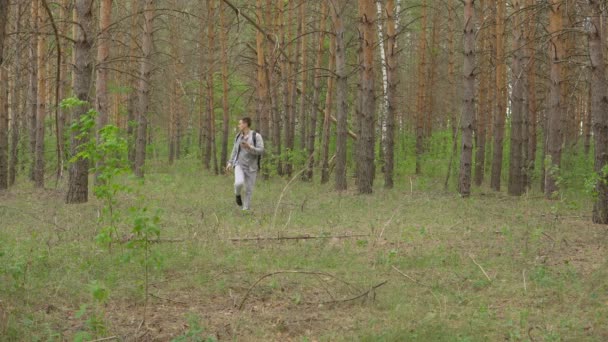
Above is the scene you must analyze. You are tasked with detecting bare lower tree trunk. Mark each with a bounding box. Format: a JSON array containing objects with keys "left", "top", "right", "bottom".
[
  {"left": 415, "top": 0, "right": 427, "bottom": 175},
  {"left": 134, "top": 0, "right": 154, "bottom": 178},
  {"left": 508, "top": 0, "right": 524, "bottom": 196},
  {"left": 0, "top": 68, "right": 7, "bottom": 190},
  {"left": 126, "top": 0, "right": 140, "bottom": 166},
  {"left": 298, "top": 1, "right": 308, "bottom": 151},
  {"left": 320, "top": 33, "right": 335, "bottom": 185},
  {"left": 305, "top": 1, "right": 327, "bottom": 182},
  {"left": 356, "top": 0, "right": 376, "bottom": 194},
  {"left": 0, "top": 0, "right": 8, "bottom": 189},
  {"left": 333, "top": 1, "right": 348, "bottom": 191},
  {"left": 545, "top": 0, "right": 563, "bottom": 199},
  {"left": 526, "top": 0, "right": 537, "bottom": 189},
  {"left": 474, "top": 0, "right": 487, "bottom": 187},
  {"left": 458, "top": 0, "right": 475, "bottom": 197},
  {"left": 34, "top": 0, "right": 46, "bottom": 189},
  {"left": 491, "top": 0, "right": 506, "bottom": 191},
  {"left": 9, "top": 3, "right": 21, "bottom": 186},
  {"left": 383, "top": 0, "right": 398, "bottom": 189},
  {"left": 588, "top": 0, "right": 608, "bottom": 223},
  {"left": 219, "top": 2, "right": 230, "bottom": 168},
  {"left": 207, "top": 0, "right": 218, "bottom": 175},
  {"left": 28, "top": 2, "right": 38, "bottom": 182},
  {"left": 444, "top": 0, "right": 457, "bottom": 190},
  {"left": 66, "top": 0, "right": 94, "bottom": 203},
  {"left": 95, "top": 0, "right": 111, "bottom": 130}
]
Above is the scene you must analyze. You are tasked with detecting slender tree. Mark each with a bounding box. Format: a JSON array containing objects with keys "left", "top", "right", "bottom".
[
  {"left": 355, "top": 0, "right": 376, "bottom": 194},
  {"left": 34, "top": 0, "right": 46, "bottom": 188},
  {"left": 0, "top": 0, "right": 8, "bottom": 189},
  {"left": 415, "top": 0, "right": 427, "bottom": 175},
  {"left": 66, "top": 0, "right": 94, "bottom": 203},
  {"left": 491, "top": 0, "right": 506, "bottom": 191},
  {"left": 383, "top": 0, "right": 398, "bottom": 189},
  {"left": 134, "top": 0, "right": 155, "bottom": 178},
  {"left": 508, "top": 0, "right": 525, "bottom": 196},
  {"left": 545, "top": 0, "right": 564, "bottom": 199},
  {"left": 588, "top": 0, "right": 608, "bottom": 223},
  {"left": 458, "top": 0, "right": 475, "bottom": 197},
  {"left": 333, "top": 0, "right": 348, "bottom": 191}
]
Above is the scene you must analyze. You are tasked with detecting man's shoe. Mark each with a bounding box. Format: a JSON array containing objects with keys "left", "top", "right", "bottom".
[{"left": 236, "top": 195, "right": 243, "bottom": 206}]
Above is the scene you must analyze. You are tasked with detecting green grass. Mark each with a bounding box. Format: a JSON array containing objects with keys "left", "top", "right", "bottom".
[{"left": 1, "top": 158, "right": 607, "bottom": 341}]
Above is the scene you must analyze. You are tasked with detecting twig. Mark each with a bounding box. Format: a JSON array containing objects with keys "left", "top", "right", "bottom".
[
  {"left": 317, "top": 280, "right": 388, "bottom": 305},
  {"left": 271, "top": 154, "right": 314, "bottom": 233},
  {"left": 89, "top": 336, "right": 118, "bottom": 342},
  {"left": 469, "top": 254, "right": 492, "bottom": 282},
  {"left": 391, "top": 265, "right": 431, "bottom": 288},
  {"left": 238, "top": 270, "right": 358, "bottom": 310},
  {"left": 150, "top": 293, "right": 187, "bottom": 305},
  {"left": 522, "top": 269, "right": 527, "bottom": 293},
  {"left": 229, "top": 234, "right": 369, "bottom": 242}
]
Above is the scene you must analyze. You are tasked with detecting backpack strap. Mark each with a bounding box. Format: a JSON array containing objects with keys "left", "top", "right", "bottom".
[{"left": 252, "top": 131, "right": 261, "bottom": 170}]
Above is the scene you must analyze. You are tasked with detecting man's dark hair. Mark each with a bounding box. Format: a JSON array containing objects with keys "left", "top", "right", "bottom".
[{"left": 241, "top": 117, "right": 252, "bottom": 127}]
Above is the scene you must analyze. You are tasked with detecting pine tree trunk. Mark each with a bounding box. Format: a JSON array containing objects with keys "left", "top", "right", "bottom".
[
  {"left": 134, "top": 0, "right": 154, "bottom": 178},
  {"left": 474, "top": 0, "right": 487, "bottom": 187},
  {"left": 126, "top": 0, "right": 140, "bottom": 166},
  {"left": 298, "top": 1, "right": 308, "bottom": 151},
  {"left": 305, "top": 2, "right": 327, "bottom": 182},
  {"left": 8, "top": 4, "right": 21, "bottom": 186},
  {"left": 588, "top": 0, "right": 608, "bottom": 223},
  {"left": 0, "top": 68, "right": 7, "bottom": 190},
  {"left": 444, "top": 0, "right": 457, "bottom": 190},
  {"left": 333, "top": 1, "right": 348, "bottom": 191},
  {"left": 66, "top": 0, "right": 94, "bottom": 203},
  {"left": 491, "top": 0, "right": 506, "bottom": 191},
  {"left": 458, "top": 0, "right": 475, "bottom": 197},
  {"left": 28, "top": 2, "right": 38, "bottom": 182},
  {"left": 0, "top": 0, "right": 8, "bottom": 190},
  {"left": 545, "top": 0, "right": 563, "bottom": 199},
  {"left": 207, "top": 0, "right": 218, "bottom": 174},
  {"left": 219, "top": 2, "right": 230, "bottom": 168},
  {"left": 320, "top": 32, "right": 335, "bottom": 185},
  {"left": 95, "top": 0, "right": 111, "bottom": 130},
  {"left": 526, "top": 0, "right": 537, "bottom": 189},
  {"left": 415, "top": 0, "right": 427, "bottom": 175},
  {"left": 34, "top": 0, "right": 46, "bottom": 189},
  {"left": 356, "top": 0, "right": 376, "bottom": 194},
  {"left": 508, "top": 0, "right": 525, "bottom": 196}
]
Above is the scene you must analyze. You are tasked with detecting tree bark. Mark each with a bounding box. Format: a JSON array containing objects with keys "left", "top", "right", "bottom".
[
  {"left": 491, "top": 0, "right": 506, "bottom": 191},
  {"left": 219, "top": 2, "right": 230, "bottom": 168},
  {"left": 298, "top": 0, "right": 308, "bottom": 151},
  {"left": 305, "top": 1, "right": 327, "bottom": 182},
  {"left": 8, "top": 2, "right": 21, "bottom": 186},
  {"left": 320, "top": 30, "right": 335, "bottom": 185},
  {"left": 415, "top": 0, "right": 427, "bottom": 175},
  {"left": 545, "top": 0, "right": 564, "bottom": 199},
  {"left": 66, "top": 0, "right": 94, "bottom": 203},
  {"left": 526, "top": 0, "right": 537, "bottom": 189},
  {"left": 134, "top": 0, "right": 154, "bottom": 178},
  {"left": 508, "top": 0, "right": 525, "bottom": 196},
  {"left": 458, "top": 0, "right": 475, "bottom": 197},
  {"left": 474, "top": 0, "right": 487, "bottom": 187},
  {"left": 127, "top": 0, "right": 140, "bottom": 166},
  {"left": 34, "top": 0, "right": 46, "bottom": 188},
  {"left": 588, "top": 0, "right": 608, "bottom": 223},
  {"left": 333, "top": 1, "right": 348, "bottom": 191},
  {"left": 355, "top": 0, "right": 376, "bottom": 194},
  {"left": 383, "top": 0, "right": 398, "bottom": 189},
  {"left": 207, "top": 0, "right": 218, "bottom": 174},
  {"left": 28, "top": 1, "right": 38, "bottom": 182},
  {"left": 95, "top": 0, "right": 112, "bottom": 130},
  {"left": 0, "top": 0, "right": 8, "bottom": 189}
]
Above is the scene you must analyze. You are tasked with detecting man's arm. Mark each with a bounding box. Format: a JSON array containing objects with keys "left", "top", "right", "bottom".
[
  {"left": 228, "top": 137, "right": 238, "bottom": 166},
  {"left": 250, "top": 134, "right": 264, "bottom": 155}
]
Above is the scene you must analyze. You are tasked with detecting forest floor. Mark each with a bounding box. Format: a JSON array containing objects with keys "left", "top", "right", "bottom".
[{"left": 1, "top": 160, "right": 607, "bottom": 341}]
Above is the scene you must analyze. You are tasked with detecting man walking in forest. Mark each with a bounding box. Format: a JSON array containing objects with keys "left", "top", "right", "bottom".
[{"left": 226, "top": 117, "right": 264, "bottom": 211}]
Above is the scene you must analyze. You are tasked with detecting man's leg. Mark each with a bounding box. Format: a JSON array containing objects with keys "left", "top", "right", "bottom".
[
  {"left": 234, "top": 165, "right": 245, "bottom": 206},
  {"left": 242, "top": 169, "right": 257, "bottom": 210}
]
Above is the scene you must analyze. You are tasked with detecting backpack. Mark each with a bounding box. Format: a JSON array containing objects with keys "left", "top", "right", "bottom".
[{"left": 235, "top": 131, "right": 261, "bottom": 170}]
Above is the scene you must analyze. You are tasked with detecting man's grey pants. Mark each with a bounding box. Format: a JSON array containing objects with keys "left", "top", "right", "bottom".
[{"left": 234, "top": 165, "right": 257, "bottom": 210}]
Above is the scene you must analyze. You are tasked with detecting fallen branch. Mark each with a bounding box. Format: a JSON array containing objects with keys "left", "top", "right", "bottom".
[
  {"left": 391, "top": 265, "right": 432, "bottom": 288},
  {"left": 317, "top": 280, "right": 388, "bottom": 305},
  {"left": 89, "top": 337, "right": 118, "bottom": 342},
  {"left": 469, "top": 254, "right": 492, "bottom": 282},
  {"left": 238, "top": 270, "right": 358, "bottom": 310},
  {"left": 229, "top": 234, "right": 369, "bottom": 242},
  {"left": 150, "top": 293, "right": 187, "bottom": 305}
]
